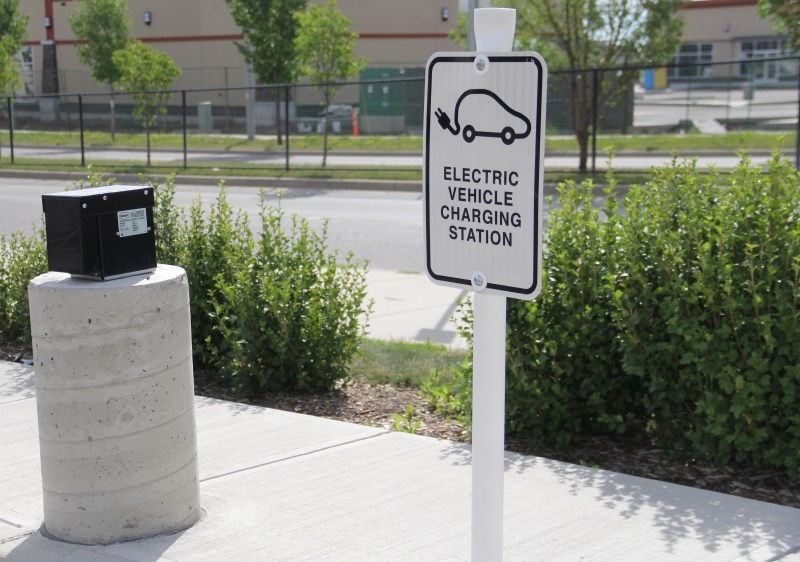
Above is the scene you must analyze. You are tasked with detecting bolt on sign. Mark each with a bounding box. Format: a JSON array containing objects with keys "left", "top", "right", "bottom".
[{"left": 423, "top": 52, "right": 547, "bottom": 300}]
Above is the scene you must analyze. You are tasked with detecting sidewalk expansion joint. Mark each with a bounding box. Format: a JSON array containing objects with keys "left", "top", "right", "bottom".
[
  {"left": 0, "top": 530, "right": 36, "bottom": 546},
  {"left": 0, "top": 396, "right": 36, "bottom": 406},
  {"left": 200, "top": 430, "right": 393, "bottom": 484}
]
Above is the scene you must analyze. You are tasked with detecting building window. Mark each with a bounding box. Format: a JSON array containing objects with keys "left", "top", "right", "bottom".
[
  {"left": 741, "top": 38, "right": 789, "bottom": 57},
  {"left": 739, "top": 37, "right": 796, "bottom": 82},
  {"left": 669, "top": 43, "right": 713, "bottom": 79}
]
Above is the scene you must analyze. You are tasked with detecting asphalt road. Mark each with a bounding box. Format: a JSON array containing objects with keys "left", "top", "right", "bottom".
[{"left": 0, "top": 177, "right": 429, "bottom": 273}]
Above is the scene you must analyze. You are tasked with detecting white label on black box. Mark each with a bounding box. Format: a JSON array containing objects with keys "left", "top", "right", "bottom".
[{"left": 117, "top": 208, "right": 148, "bottom": 238}]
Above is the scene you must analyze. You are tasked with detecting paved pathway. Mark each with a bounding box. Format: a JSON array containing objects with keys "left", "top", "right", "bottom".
[
  {"left": 364, "top": 269, "right": 467, "bottom": 348},
  {"left": 1, "top": 360, "right": 799, "bottom": 561}
]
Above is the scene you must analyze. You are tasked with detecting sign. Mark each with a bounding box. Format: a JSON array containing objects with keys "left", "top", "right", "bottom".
[{"left": 423, "top": 52, "right": 547, "bottom": 300}]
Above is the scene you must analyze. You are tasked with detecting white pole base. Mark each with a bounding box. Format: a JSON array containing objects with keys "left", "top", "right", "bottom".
[{"left": 471, "top": 292, "right": 507, "bottom": 561}]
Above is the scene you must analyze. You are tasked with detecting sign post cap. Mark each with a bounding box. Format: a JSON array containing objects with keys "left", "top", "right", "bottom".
[{"left": 474, "top": 8, "right": 516, "bottom": 52}]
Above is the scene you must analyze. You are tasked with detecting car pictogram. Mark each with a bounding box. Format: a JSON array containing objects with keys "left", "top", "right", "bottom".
[{"left": 434, "top": 88, "right": 531, "bottom": 145}]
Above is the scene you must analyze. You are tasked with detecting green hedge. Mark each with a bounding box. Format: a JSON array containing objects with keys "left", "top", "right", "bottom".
[
  {"left": 206, "top": 202, "right": 370, "bottom": 394},
  {"left": 155, "top": 184, "right": 255, "bottom": 373},
  {"left": 0, "top": 174, "right": 370, "bottom": 396},
  {"left": 616, "top": 156, "right": 800, "bottom": 474},
  {"left": 429, "top": 155, "right": 800, "bottom": 477},
  {"left": 0, "top": 229, "right": 47, "bottom": 344},
  {"left": 153, "top": 179, "right": 371, "bottom": 395},
  {"left": 504, "top": 176, "right": 641, "bottom": 447}
]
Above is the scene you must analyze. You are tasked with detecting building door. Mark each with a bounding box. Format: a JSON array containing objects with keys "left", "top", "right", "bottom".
[{"left": 740, "top": 39, "right": 792, "bottom": 84}]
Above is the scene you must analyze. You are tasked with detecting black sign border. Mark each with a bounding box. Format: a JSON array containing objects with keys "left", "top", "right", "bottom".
[{"left": 424, "top": 54, "right": 545, "bottom": 298}]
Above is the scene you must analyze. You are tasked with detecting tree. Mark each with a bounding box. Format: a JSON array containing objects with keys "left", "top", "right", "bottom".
[
  {"left": 0, "top": 39, "right": 20, "bottom": 160},
  {"left": 112, "top": 41, "right": 181, "bottom": 165},
  {"left": 0, "top": 0, "right": 28, "bottom": 52},
  {"left": 69, "top": 0, "right": 131, "bottom": 140},
  {"left": 448, "top": 12, "right": 469, "bottom": 48},
  {"left": 0, "top": 0, "right": 29, "bottom": 159},
  {"left": 0, "top": 39, "right": 21, "bottom": 98},
  {"left": 294, "top": 0, "right": 366, "bottom": 167},
  {"left": 758, "top": 0, "right": 800, "bottom": 52},
  {"left": 227, "top": 0, "right": 306, "bottom": 144},
  {"left": 506, "top": 0, "right": 684, "bottom": 172}
]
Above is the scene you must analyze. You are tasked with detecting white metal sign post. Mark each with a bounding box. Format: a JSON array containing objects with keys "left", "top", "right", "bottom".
[{"left": 423, "top": 8, "right": 547, "bottom": 561}]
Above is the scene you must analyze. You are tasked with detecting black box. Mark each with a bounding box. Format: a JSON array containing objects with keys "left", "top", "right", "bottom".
[{"left": 41, "top": 185, "right": 157, "bottom": 280}]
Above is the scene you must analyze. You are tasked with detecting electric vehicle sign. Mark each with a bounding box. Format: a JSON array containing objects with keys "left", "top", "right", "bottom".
[{"left": 423, "top": 52, "right": 547, "bottom": 300}]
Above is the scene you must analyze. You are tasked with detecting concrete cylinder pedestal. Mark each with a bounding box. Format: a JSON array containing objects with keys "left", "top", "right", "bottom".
[{"left": 28, "top": 264, "right": 200, "bottom": 545}]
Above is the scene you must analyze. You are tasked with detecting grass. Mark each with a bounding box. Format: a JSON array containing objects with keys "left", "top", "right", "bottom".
[
  {"left": 2, "top": 129, "right": 795, "bottom": 153},
  {"left": 0, "top": 156, "right": 659, "bottom": 186},
  {"left": 349, "top": 339, "right": 467, "bottom": 388},
  {"left": 586, "top": 131, "right": 797, "bottom": 153},
  {"left": 1, "top": 130, "right": 422, "bottom": 152}
]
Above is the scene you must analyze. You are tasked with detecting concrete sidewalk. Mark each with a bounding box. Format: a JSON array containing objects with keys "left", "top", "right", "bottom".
[
  {"left": 1, "top": 360, "right": 800, "bottom": 561},
  {"left": 363, "top": 269, "right": 468, "bottom": 348},
  {"left": 2, "top": 269, "right": 800, "bottom": 560}
]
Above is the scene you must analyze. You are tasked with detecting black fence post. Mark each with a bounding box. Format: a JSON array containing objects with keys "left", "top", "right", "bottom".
[
  {"left": 684, "top": 70, "right": 695, "bottom": 127},
  {"left": 795, "top": 58, "right": 799, "bottom": 170},
  {"left": 78, "top": 94, "right": 86, "bottom": 167},
  {"left": 591, "top": 68, "right": 599, "bottom": 175},
  {"left": 285, "top": 85, "right": 290, "bottom": 171},
  {"left": 182, "top": 90, "right": 188, "bottom": 169},
  {"left": 7, "top": 97, "right": 14, "bottom": 164}
]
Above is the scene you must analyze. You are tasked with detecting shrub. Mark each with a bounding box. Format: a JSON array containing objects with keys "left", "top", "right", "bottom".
[
  {"left": 208, "top": 197, "right": 370, "bottom": 394},
  {"left": 503, "top": 177, "right": 643, "bottom": 446},
  {"left": 616, "top": 155, "right": 800, "bottom": 475},
  {"left": 0, "top": 228, "right": 47, "bottom": 344},
  {"left": 171, "top": 187, "right": 253, "bottom": 371},
  {"left": 151, "top": 175, "right": 186, "bottom": 267},
  {"left": 432, "top": 154, "right": 800, "bottom": 477},
  {"left": 153, "top": 181, "right": 370, "bottom": 395},
  {"left": 427, "top": 178, "right": 643, "bottom": 446}
]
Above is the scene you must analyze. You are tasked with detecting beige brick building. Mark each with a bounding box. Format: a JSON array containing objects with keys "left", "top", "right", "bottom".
[
  {"left": 675, "top": 0, "right": 797, "bottom": 84},
  {"left": 16, "top": 0, "right": 797, "bottom": 96},
  {"left": 19, "top": 0, "right": 461, "bottom": 96},
  {"left": 11, "top": 0, "right": 796, "bottom": 138}
]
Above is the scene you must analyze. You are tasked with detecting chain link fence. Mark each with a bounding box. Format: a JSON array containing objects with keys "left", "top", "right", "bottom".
[{"left": 2, "top": 56, "right": 798, "bottom": 172}]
